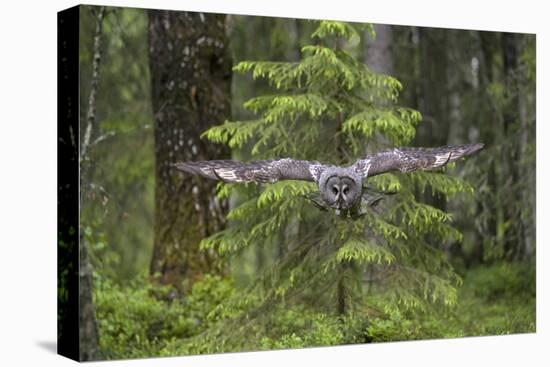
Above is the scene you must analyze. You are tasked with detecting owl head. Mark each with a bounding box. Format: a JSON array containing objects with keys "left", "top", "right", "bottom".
[{"left": 318, "top": 168, "right": 362, "bottom": 210}]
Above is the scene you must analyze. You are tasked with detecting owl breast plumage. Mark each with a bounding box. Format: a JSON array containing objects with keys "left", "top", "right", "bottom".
[{"left": 173, "top": 143, "right": 484, "bottom": 212}]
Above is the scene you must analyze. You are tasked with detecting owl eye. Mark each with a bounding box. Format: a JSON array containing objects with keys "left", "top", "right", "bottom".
[
  {"left": 343, "top": 187, "right": 349, "bottom": 195},
  {"left": 332, "top": 186, "right": 339, "bottom": 195}
]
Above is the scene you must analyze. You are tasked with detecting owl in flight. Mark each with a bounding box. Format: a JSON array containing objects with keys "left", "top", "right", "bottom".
[{"left": 174, "top": 143, "right": 484, "bottom": 218}]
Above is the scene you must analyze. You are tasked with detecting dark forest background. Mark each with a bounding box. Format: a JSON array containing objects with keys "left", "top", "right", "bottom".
[{"left": 70, "top": 5, "right": 535, "bottom": 361}]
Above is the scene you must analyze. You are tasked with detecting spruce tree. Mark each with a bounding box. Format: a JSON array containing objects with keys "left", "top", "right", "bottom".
[{"left": 194, "top": 20, "right": 475, "bottom": 351}]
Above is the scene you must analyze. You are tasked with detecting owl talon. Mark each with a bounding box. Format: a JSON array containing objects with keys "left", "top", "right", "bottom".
[
  {"left": 351, "top": 211, "right": 367, "bottom": 220},
  {"left": 348, "top": 206, "right": 367, "bottom": 220},
  {"left": 303, "top": 193, "right": 329, "bottom": 211}
]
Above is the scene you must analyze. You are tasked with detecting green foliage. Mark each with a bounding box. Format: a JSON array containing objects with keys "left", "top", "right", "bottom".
[
  {"left": 80, "top": 7, "right": 154, "bottom": 280},
  {"left": 94, "top": 263, "right": 534, "bottom": 358},
  {"left": 258, "top": 311, "right": 345, "bottom": 349},
  {"left": 168, "top": 307, "right": 349, "bottom": 354},
  {"left": 334, "top": 238, "right": 396, "bottom": 265},
  {"left": 465, "top": 262, "right": 535, "bottom": 301},
  {"left": 94, "top": 273, "right": 234, "bottom": 359},
  {"left": 311, "top": 20, "right": 362, "bottom": 45},
  {"left": 342, "top": 107, "right": 420, "bottom": 146},
  {"left": 198, "top": 20, "right": 477, "bottom": 348},
  {"left": 367, "top": 262, "right": 535, "bottom": 341}
]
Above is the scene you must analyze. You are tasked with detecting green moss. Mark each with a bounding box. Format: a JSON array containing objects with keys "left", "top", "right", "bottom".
[
  {"left": 94, "top": 274, "right": 234, "bottom": 359},
  {"left": 94, "top": 263, "right": 535, "bottom": 359},
  {"left": 366, "top": 262, "right": 536, "bottom": 343}
]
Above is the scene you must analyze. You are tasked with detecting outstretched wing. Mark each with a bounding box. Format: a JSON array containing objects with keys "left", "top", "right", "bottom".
[
  {"left": 352, "top": 143, "right": 484, "bottom": 178},
  {"left": 173, "top": 158, "right": 326, "bottom": 184}
]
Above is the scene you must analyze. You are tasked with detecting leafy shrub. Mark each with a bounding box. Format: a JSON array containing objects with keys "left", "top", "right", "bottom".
[
  {"left": 364, "top": 262, "right": 535, "bottom": 343},
  {"left": 94, "top": 273, "right": 234, "bottom": 359},
  {"left": 94, "top": 262, "right": 535, "bottom": 359},
  {"left": 258, "top": 310, "right": 345, "bottom": 350},
  {"left": 465, "top": 262, "right": 535, "bottom": 301}
]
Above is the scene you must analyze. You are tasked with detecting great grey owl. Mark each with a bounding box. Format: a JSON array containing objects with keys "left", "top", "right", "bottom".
[{"left": 173, "top": 143, "right": 484, "bottom": 217}]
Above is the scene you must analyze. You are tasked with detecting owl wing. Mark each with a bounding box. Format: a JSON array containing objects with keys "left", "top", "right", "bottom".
[
  {"left": 173, "top": 158, "right": 326, "bottom": 183},
  {"left": 352, "top": 143, "right": 484, "bottom": 178}
]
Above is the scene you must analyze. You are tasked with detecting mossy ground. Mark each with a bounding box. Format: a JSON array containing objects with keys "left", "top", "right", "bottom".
[{"left": 94, "top": 262, "right": 535, "bottom": 359}]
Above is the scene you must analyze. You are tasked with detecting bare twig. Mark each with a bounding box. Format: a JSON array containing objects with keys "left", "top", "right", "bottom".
[
  {"left": 81, "top": 6, "right": 106, "bottom": 162},
  {"left": 90, "top": 131, "right": 115, "bottom": 147}
]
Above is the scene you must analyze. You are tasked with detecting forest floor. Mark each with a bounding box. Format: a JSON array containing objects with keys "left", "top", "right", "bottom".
[
  {"left": 94, "top": 262, "right": 535, "bottom": 358},
  {"left": 394, "top": 262, "right": 536, "bottom": 341},
  {"left": 451, "top": 262, "right": 535, "bottom": 336}
]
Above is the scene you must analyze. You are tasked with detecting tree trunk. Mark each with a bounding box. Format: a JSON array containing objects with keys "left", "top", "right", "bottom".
[
  {"left": 148, "top": 10, "right": 232, "bottom": 292},
  {"left": 79, "top": 235, "right": 100, "bottom": 360},
  {"left": 516, "top": 35, "right": 535, "bottom": 259},
  {"left": 416, "top": 28, "right": 449, "bottom": 211},
  {"left": 417, "top": 28, "right": 449, "bottom": 146},
  {"left": 501, "top": 32, "right": 522, "bottom": 259},
  {"left": 364, "top": 24, "right": 394, "bottom": 75},
  {"left": 477, "top": 31, "right": 501, "bottom": 263},
  {"left": 337, "top": 269, "right": 347, "bottom": 315},
  {"left": 78, "top": 6, "right": 104, "bottom": 360}
]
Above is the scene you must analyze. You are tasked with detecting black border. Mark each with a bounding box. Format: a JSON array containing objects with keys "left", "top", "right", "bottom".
[{"left": 57, "top": 5, "right": 80, "bottom": 361}]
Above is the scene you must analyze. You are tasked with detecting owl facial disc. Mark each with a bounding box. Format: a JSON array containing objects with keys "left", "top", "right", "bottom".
[{"left": 320, "top": 173, "right": 362, "bottom": 210}]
